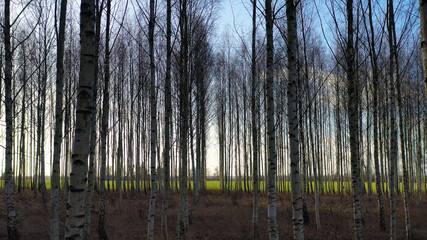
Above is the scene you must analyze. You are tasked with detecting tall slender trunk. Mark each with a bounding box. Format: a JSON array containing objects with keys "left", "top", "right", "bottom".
[
  {"left": 251, "top": 1, "right": 259, "bottom": 238},
  {"left": 18, "top": 43, "right": 27, "bottom": 194},
  {"left": 98, "top": 0, "right": 111, "bottom": 238},
  {"left": 65, "top": 0, "right": 96, "bottom": 238},
  {"left": 365, "top": 0, "right": 386, "bottom": 231},
  {"left": 4, "top": 0, "right": 19, "bottom": 238},
  {"left": 286, "top": 0, "right": 304, "bottom": 238},
  {"left": 420, "top": 0, "right": 427, "bottom": 143},
  {"left": 346, "top": 0, "right": 364, "bottom": 238},
  {"left": 177, "top": 1, "right": 190, "bottom": 238},
  {"left": 84, "top": 0, "right": 102, "bottom": 237},
  {"left": 390, "top": 2, "right": 412, "bottom": 236},
  {"left": 417, "top": 94, "right": 423, "bottom": 200},
  {"left": 50, "top": 0, "right": 68, "bottom": 239},
  {"left": 387, "top": 1, "right": 398, "bottom": 238},
  {"left": 265, "top": 1, "right": 278, "bottom": 238},
  {"left": 162, "top": 0, "right": 172, "bottom": 238},
  {"left": 299, "top": 4, "right": 310, "bottom": 223},
  {"left": 147, "top": 0, "right": 158, "bottom": 238}
]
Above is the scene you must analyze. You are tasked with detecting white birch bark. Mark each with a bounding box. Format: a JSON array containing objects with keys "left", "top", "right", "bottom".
[
  {"left": 286, "top": 1, "right": 304, "bottom": 238},
  {"left": 64, "top": 0, "right": 96, "bottom": 238}
]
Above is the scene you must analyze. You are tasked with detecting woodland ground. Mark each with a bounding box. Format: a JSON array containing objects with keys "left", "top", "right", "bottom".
[{"left": 0, "top": 190, "right": 426, "bottom": 239}]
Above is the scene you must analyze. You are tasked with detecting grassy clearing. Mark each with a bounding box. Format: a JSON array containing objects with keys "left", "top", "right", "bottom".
[{"left": 2, "top": 179, "right": 426, "bottom": 194}]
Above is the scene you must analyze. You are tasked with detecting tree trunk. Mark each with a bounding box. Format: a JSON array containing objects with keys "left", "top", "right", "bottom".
[
  {"left": 147, "top": 0, "right": 158, "bottom": 238},
  {"left": 390, "top": 1, "right": 412, "bottom": 236},
  {"left": 4, "top": 0, "right": 19, "bottom": 238},
  {"left": 98, "top": 0, "right": 111, "bottom": 238},
  {"left": 177, "top": 1, "right": 190, "bottom": 238},
  {"left": 365, "top": 0, "right": 386, "bottom": 231},
  {"left": 346, "top": 0, "right": 364, "bottom": 238},
  {"left": 64, "top": 0, "right": 96, "bottom": 238},
  {"left": 162, "top": 0, "right": 172, "bottom": 238},
  {"left": 84, "top": 1, "right": 102, "bottom": 237},
  {"left": 265, "top": 0, "right": 278, "bottom": 237},
  {"left": 420, "top": 0, "right": 427, "bottom": 123},
  {"left": 18, "top": 43, "right": 27, "bottom": 194},
  {"left": 251, "top": 1, "right": 259, "bottom": 238},
  {"left": 286, "top": 0, "right": 304, "bottom": 238},
  {"left": 50, "top": 0, "right": 67, "bottom": 239},
  {"left": 387, "top": 1, "right": 398, "bottom": 238}
]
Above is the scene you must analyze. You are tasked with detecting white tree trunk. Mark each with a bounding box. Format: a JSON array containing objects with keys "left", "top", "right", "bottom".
[
  {"left": 4, "top": 0, "right": 19, "bottom": 238},
  {"left": 346, "top": 0, "right": 364, "bottom": 238},
  {"left": 64, "top": 0, "right": 96, "bottom": 238},
  {"left": 147, "top": 0, "right": 158, "bottom": 238},
  {"left": 50, "top": 0, "right": 67, "bottom": 239},
  {"left": 98, "top": 0, "right": 111, "bottom": 239},
  {"left": 265, "top": 0, "right": 278, "bottom": 238},
  {"left": 286, "top": 2, "right": 305, "bottom": 238},
  {"left": 251, "top": 1, "right": 259, "bottom": 239}
]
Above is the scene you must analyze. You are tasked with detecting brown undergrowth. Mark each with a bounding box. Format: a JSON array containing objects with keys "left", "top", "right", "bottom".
[{"left": 0, "top": 190, "right": 426, "bottom": 239}]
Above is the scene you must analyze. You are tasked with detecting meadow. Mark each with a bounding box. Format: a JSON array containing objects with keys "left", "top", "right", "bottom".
[{"left": 2, "top": 180, "right": 426, "bottom": 194}]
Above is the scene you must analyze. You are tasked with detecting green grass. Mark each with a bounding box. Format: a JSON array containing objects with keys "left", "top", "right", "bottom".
[{"left": 1, "top": 179, "right": 426, "bottom": 194}]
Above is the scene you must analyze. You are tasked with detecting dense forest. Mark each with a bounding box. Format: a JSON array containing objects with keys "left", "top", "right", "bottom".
[{"left": 1, "top": 0, "right": 427, "bottom": 239}]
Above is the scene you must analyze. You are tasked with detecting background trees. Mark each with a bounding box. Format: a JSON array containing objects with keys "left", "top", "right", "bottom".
[{"left": 0, "top": 0, "right": 426, "bottom": 239}]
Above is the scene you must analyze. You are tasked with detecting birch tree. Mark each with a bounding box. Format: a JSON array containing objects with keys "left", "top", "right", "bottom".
[
  {"left": 50, "top": 0, "right": 67, "bottom": 239},
  {"left": 98, "top": 0, "right": 111, "bottom": 239},
  {"left": 265, "top": 0, "right": 278, "bottom": 237},
  {"left": 147, "top": 0, "right": 158, "bottom": 238},
  {"left": 365, "top": 0, "right": 386, "bottom": 231},
  {"left": 4, "top": 0, "right": 19, "bottom": 238},
  {"left": 387, "top": 1, "right": 398, "bottom": 238},
  {"left": 162, "top": 0, "right": 172, "bottom": 238},
  {"left": 345, "top": 0, "right": 364, "bottom": 238},
  {"left": 421, "top": 0, "right": 427, "bottom": 101},
  {"left": 64, "top": 0, "right": 96, "bottom": 238},
  {"left": 177, "top": 0, "right": 191, "bottom": 238},
  {"left": 251, "top": 1, "right": 259, "bottom": 238},
  {"left": 286, "top": 0, "right": 304, "bottom": 238}
]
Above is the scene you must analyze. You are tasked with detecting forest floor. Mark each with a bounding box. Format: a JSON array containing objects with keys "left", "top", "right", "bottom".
[{"left": 0, "top": 190, "right": 426, "bottom": 239}]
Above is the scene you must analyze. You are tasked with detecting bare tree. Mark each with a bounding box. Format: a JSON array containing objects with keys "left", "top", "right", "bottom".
[
  {"left": 4, "top": 0, "right": 19, "bottom": 238},
  {"left": 286, "top": 0, "right": 304, "bottom": 238},
  {"left": 65, "top": 0, "right": 97, "bottom": 238},
  {"left": 147, "top": 0, "right": 158, "bottom": 238},
  {"left": 346, "top": 0, "right": 364, "bottom": 238},
  {"left": 177, "top": 0, "right": 191, "bottom": 238},
  {"left": 98, "top": 0, "right": 111, "bottom": 239},
  {"left": 162, "top": 0, "right": 172, "bottom": 238},
  {"left": 50, "top": 0, "right": 67, "bottom": 239},
  {"left": 265, "top": 0, "right": 278, "bottom": 238},
  {"left": 251, "top": 1, "right": 259, "bottom": 239}
]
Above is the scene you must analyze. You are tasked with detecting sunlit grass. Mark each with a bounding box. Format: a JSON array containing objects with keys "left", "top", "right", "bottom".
[{"left": 1, "top": 179, "right": 426, "bottom": 193}]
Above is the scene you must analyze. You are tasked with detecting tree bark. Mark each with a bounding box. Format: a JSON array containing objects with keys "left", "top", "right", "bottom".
[
  {"left": 147, "top": 0, "right": 158, "bottom": 238},
  {"left": 390, "top": 0, "right": 412, "bottom": 236},
  {"left": 286, "top": 1, "right": 304, "bottom": 238},
  {"left": 251, "top": 0, "right": 259, "bottom": 238},
  {"left": 98, "top": 0, "right": 111, "bottom": 239},
  {"left": 387, "top": 1, "right": 398, "bottom": 238},
  {"left": 177, "top": 1, "right": 190, "bottom": 238},
  {"left": 50, "top": 0, "right": 67, "bottom": 239},
  {"left": 84, "top": 0, "right": 103, "bottom": 236},
  {"left": 162, "top": 0, "right": 172, "bottom": 238},
  {"left": 420, "top": 0, "right": 427, "bottom": 114},
  {"left": 4, "top": 0, "right": 19, "bottom": 238},
  {"left": 346, "top": 0, "right": 364, "bottom": 238},
  {"left": 64, "top": 0, "right": 96, "bottom": 238},
  {"left": 265, "top": 0, "right": 278, "bottom": 237},
  {"left": 18, "top": 43, "right": 27, "bottom": 194},
  {"left": 365, "top": 0, "right": 386, "bottom": 231}
]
